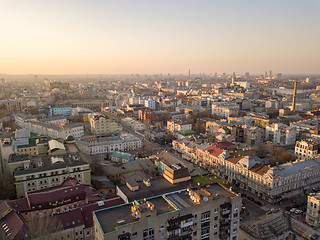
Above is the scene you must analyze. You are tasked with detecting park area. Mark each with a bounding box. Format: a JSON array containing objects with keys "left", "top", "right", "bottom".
[{"left": 192, "top": 174, "right": 228, "bottom": 187}]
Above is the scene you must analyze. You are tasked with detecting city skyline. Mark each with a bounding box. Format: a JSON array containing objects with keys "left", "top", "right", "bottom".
[{"left": 1, "top": 0, "right": 320, "bottom": 75}]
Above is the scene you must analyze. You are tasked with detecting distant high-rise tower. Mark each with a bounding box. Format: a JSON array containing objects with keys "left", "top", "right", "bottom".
[
  {"left": 188, "top": 69, "right": 191, "bottom": 80},
  {"left": 269, "top": 70, "right": 272, "bottom": 80},
  {"left": 292, "top": 81, "right": 297, "bottom": 111}
]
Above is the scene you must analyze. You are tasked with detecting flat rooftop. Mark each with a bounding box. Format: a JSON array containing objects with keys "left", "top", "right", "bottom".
[
  {"left": 95, "top": 183, "right": 238, "bottom": 235},
  {"left": 118, "top": 177, "right": 193, "bottom": 202}
]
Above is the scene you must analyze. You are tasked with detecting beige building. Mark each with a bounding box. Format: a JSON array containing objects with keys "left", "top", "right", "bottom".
[
  {"left": 295, "top": 140, "right": 319, "bottom": 159},
  {"left": 167, "top": 119, "right": 192, "bottom": 134},
  {"left": 89, "top": 115, "right": 122, "bottom": 136},
  {"left": 93, "top": 183, "right": 241, "bottom": 240},
  {"left": 174, "top": 138, "right": 320, "bottom": 203},
  {"left": 243, "top": 126, "right": 264, "bottom": 146},
  {"left": 306, "top": 192, "right": 320, "bottom": 228}
]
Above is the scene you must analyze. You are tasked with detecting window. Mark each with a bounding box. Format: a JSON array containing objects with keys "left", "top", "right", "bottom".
[
  {"left": 233, "top": 213, "right": 238, "bottom": 218},
  {"left": 132, "top": 232, "right": 138, "bottom": 238},
  {"left": 143, "top": 227, "right": 154, "bottom": 240},
  {"left": 201, "top": 211, "right": 210, "bottom": 220}
]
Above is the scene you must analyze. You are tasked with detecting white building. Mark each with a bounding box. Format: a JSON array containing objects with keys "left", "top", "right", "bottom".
[
  {"left": 144, "top": 99, "right": 157, "bottom": 110},
  {"left": 265, "top": 123, "right": 296, "bottom": 146},
  {"left": 211, "top": 104, "right": 239, "bottom": 118},
  {"left": 25, "top": 121, "right": 84, "bottom": 139},
  {"left": 167, "top": 120, "right": 192, "bottom": 134},
  {"left": 76, "top": 133, "right": 141, "bottom": 155}
]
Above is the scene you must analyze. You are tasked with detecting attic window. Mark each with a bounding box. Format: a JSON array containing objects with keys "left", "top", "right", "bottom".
[{"left": 65, "top": 190, "right": 68, "bottom": 193}]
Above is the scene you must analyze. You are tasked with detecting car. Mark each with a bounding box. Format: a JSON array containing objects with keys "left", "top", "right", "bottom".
[
  {"left": 254, "top": 200, "right": 262, "bottom": 206},
  {"left": 241, "top": 193, "right": 247, "bottom": 197},
  {"left": 247, "top": 196, "right": 254, "bottom": 201},
  {"left": 290, "top": 208, "right": 297, "bottom": 213},
  {"left": 295, "top": 209, "right": 303, "bottom": 214}
]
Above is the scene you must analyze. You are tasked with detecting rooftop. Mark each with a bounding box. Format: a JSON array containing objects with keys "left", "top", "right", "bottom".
[
  {"left": 94, "top": 183, "right": 238, "bottom": 235},
  {"left": 10, "top": 153, "right": 88, "bottom": 176}
]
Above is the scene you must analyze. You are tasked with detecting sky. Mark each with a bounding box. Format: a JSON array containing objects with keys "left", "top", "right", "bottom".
[{"left": 0, "top": 0, "right": 320, "bottom": 75}]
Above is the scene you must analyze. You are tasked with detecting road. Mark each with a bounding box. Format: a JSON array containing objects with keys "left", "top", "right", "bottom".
[{"left": 241, "top": 198, "right": 268, "bottom": 222}]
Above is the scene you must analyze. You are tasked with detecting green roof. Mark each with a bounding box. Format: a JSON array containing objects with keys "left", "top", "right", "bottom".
[
  {"left": 111, "top": 151, "right": 133, "bottom": 160},
  {"left": 177, "top": 130, "right": 197, "bottom": 136},
  {"left": 17, "top": 138, "right": 37, "bottom": 149}
]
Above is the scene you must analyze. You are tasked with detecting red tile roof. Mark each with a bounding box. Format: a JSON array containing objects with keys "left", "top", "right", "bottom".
[
  {"left": 216, "top": 141, "right": 235, "bottom": 148},
  {"left": 8, "top": 178, "right": 102, "bottom": 212},
  {"left": 55, "top": 209, "right": 85, "bottom": 230},
  {"left": 203, "top": 145, "right": 224, "bottom": 158}
]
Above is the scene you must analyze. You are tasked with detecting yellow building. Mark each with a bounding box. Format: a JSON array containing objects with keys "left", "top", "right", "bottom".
[
  {"left": 89, "top": 115, "right": 122, "bottom": 136},
  {"left": 163, "top": 163, "right": 191, "bottom": 184}
]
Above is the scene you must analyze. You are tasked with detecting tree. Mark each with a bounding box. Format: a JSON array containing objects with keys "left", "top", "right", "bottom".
[
  {"left": 89, "top": 159, "right": 105, "bottom": 175},
  {"left": 268, "top": 147, "right": 296, "bottom": 166},
  {"left": 0, "top": 173, "right": 16, "bottom": 200},
  {"left": 25, "top": 215, "right": 62, "bottom": 240}
]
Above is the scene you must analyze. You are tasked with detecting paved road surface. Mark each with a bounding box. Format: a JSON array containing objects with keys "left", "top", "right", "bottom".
[{"left": 241, "top": 198, "right": 268, "bottom": 222}]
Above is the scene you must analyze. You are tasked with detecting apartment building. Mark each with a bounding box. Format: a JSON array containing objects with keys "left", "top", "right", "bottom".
[
  {"left": 265, "top": 123, "right": 296, "bottom": 146},
  {"left": 295, "top": 140, "right": 319, "bottom": 159},
  {"left": 93, "top": 183, "right": 241, "bottom": 240},
  {"left": 49, "top": 106, "right": 72, "bottom": 116},
  {"left": 211, "top": 104, "right": 239, "bottom": 118},
  {"left": 89, "top": 115, "right": 122, "bottom": 136},
  {"left": 243, "top": 126, "right": 264, "bottom": 146},
  {"left": 121, "top": 117, "right": 146, "bottom": 131},
  {"left": 306, "top": 192, "right": 320, "bottom": 228},
  {"left": 167, "top": 119, "right": 192, "bottom": 134},
  {"left": 0, "top": 99, "right": 27, "bottom": 115},
  {"left": 8, "top": 153, "right": 91, "bottom": 198}
]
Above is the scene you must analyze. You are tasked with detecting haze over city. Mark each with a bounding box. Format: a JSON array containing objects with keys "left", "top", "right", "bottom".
[
  {"left": 1, "top": 0, "right": 320, "bottom": 75},
  {"left": 3, "top": 1, "right": 320, "bottom": 240}
]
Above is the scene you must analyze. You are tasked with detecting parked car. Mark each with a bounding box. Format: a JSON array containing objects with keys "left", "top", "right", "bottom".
[
  {"left": 254, "top": 200, "right": 262, "bottom": 206},
  {"left": 290, "top": 208, "right": 297, "bottom": 213},
  {"left": 295, "top": 209, "right": 302, "bottom": 214},
  {"left": 247, "top": 196, "right": 254, "bottom": 201}
]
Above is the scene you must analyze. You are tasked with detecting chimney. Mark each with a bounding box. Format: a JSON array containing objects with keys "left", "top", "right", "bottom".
[{"left": 292, "top": 81, "right": 297, "bottom": 111}]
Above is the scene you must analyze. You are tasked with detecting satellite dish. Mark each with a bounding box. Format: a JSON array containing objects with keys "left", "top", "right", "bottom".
[{"left": 203, "top": 197, "right": 208, "bottom": 202}]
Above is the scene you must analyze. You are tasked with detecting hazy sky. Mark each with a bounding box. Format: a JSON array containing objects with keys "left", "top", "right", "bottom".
[{"left": 1, "top": 0, "right": 320, "bottom": 75}]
